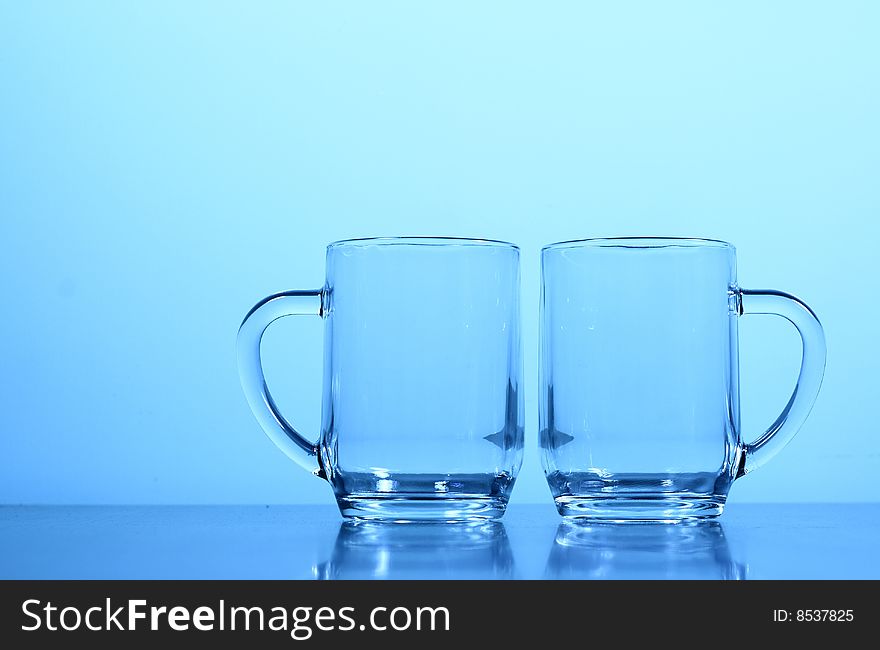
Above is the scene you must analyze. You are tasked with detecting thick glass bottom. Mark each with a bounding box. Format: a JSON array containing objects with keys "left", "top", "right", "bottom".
[
  {"left": 547, "top": 471, "right": 730, "bottom": 522},
  {"left": 332, "top": 472, "right": 514, "bottom": 522},
  {"left": 336, "top": 495, "right": 509, "bottom": 522},
  {"left": 554, "top": 496, "right": 725, "bottom": 522}
]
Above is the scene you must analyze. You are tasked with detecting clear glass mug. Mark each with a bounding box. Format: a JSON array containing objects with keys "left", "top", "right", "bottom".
[
  {"left": 541, "top": 238, "right": 826, "bottom": 521},
  {"left": 237, "top": 237, "right": 523, "bottom": 522}
]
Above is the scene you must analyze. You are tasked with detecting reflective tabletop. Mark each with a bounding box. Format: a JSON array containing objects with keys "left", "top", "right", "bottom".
[{"left": 1, "top": 504, "right": 875, "bottom": 579}]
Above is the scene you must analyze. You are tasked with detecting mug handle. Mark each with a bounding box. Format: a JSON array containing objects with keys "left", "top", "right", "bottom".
[
  {"left": 736, "top": 288, "right": 826, "bottom": 476},
  {"left": 236, "top": 289, "right": 325, "bottom": 477}
]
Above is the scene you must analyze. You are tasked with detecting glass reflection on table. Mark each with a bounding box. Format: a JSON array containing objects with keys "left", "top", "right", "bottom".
[
  {"left": 315, "top": 521, "right": 515, "bottom": 580},
  {"left": 546, "top": 520, "right": 747, "bottom": 580}
]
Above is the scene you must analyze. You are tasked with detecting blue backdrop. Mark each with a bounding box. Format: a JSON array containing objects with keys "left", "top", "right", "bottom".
[{"left": 2, "top": 2, "right": 877, "bottom": 505}]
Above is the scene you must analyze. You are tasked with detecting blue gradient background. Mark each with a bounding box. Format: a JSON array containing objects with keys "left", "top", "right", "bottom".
[{"left": 2, "top": 2, "right": 878, "bottom": 506}]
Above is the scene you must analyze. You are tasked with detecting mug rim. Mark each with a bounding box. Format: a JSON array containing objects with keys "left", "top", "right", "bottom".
[
  {"left": 328, "top": 236, "right": 519, "bottom": 250},
  {"left": 542, "top": 237, "right": 734, "bottom": 251}
]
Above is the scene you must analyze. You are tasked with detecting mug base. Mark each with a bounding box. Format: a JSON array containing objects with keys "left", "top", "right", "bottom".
[
  {"left": 554, "top": 496, "right": 725, "bottom": 522},
  {"left": 336, "top": 495, "right": 508, "bottom": 523}
]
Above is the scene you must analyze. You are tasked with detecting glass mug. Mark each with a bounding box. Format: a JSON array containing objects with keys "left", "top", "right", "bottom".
[
  {"left": 541, "top": 238, "right": 825, "bottom": 521},
  {"left": 237, "top": 237, "right": 523, "bottom": 522}
]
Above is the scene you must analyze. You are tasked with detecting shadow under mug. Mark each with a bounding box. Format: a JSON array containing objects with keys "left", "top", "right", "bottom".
[
  {"left": 541, "top": 238, "right": 826, "bottom": 521},
  {"left": 237, "top": 237, "right": 523, "bottom": 522}
]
